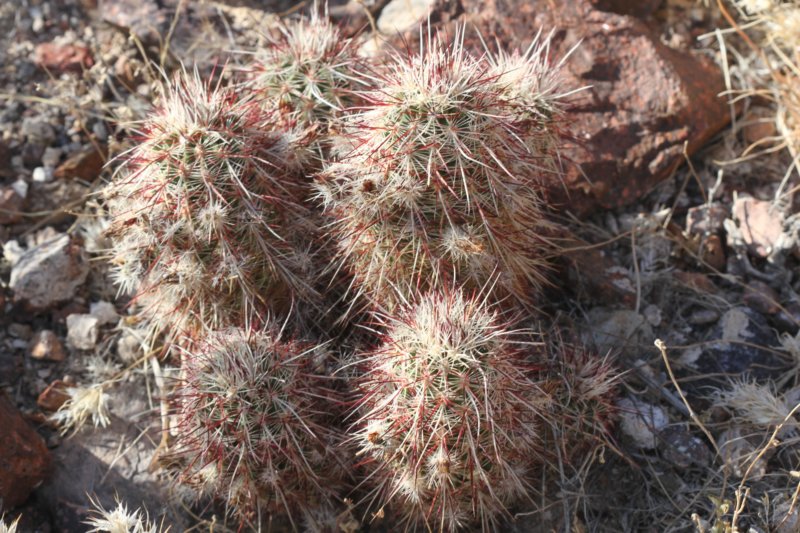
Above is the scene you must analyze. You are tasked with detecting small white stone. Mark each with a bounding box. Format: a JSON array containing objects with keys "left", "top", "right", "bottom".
[
  {"left": 66, "top": 314, "right": 100, "bottom": 351},
  {"left": 11, "top": 178, "right": 28, "bottom": 199},
  {"left": 377, "top": 0, "right": 437, "bottom": 34},
  {"left": 30, "top": 6, "right": 44, "bottom": 33},
  {"left": 617, "top": 397, "right": 668, "bottom": 449},
  {"left": 3, "top": 240, "right": 25, "bottom": 266},
  {"left": 32, "top": 166, "right": 53, "bottom": 183},
  {"left": 90, "top": 301, "right": 118, "bottom": 326},
  {"left": 92, "top": 122, "right": 109, "bottom": 142},
  {"left": 117, "top": 333, "right": 142, "bottom": 363}
]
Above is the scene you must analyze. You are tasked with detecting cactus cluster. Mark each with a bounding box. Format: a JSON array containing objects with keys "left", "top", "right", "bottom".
[
  {"left": 100, "top": 12, "right": 618, "bottom": 533},
  {"left": 316, "top": 29, "right": 563, "bottom": 311},
  {"left": 106, "top": 73, "right": 317, "bottom": 347}
]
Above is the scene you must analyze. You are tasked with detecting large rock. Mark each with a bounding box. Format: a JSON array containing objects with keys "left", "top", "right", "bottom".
[
  {"left": 9, "top": 234, "right": 89, "bottom": 311},
  {"left": 452, "top": 0, "right": 729, "bottom": 216},
  {"left": 0, "top": 394, "right": 51, "bottom": 509}
]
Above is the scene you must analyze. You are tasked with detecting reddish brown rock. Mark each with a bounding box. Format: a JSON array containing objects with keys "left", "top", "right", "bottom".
[
  {"left": 0, "top": 188, "right": 24, "bottom": 225},
  {"left": 28, "top": 330, "right": 66, "bottom": 362},
  {"left": 0, "top": 394, "right": 51, "bottom": 509},
  {"left": 744, "top": 280, "right": 781, "bottom": 315},
  {"left": 452, "top": 0, "right": 729, "bottom": 216},
  {"left": 37, "top": 380, "right": 70, "bottom": 412},
  {"left": 673, "top": 270, "right": 717, "bottom": 293},
  {"left": 33, "top": 42, "right": 93, "bottom": 74},
  {"left": 698, "top": 233, "right": 726, "bottom": 271},
  {"left": 54, "top": 144, "right": 107, "bottom": 181},
  {"left": 742, "top": 107, "right": 778, "bottom": 146},
  {"left": 732, "top": 196, "right": 784, "bottom": 258}
]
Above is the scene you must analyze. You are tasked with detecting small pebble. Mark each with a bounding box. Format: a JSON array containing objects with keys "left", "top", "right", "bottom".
[
  {"left": 21, "top": 117, "right": 55, "bottom": 143},
  {"left": 92, "top": 121, "right": 108, "bottom": 142},
  {"left": 90, "top": 301, "right": 118, "bottom": 326},
  {"left": 41, "top": 147, "right": 62, "bottom": 168},
  {"left": 643, "top": 304, "right": 662, "bottom": 327},
  {"left": 32, "top": 166, "right": 53, "bottom": 183},
  {"left": 8, "top": 323, "right": 32, "bottom": 340},
  {"left": 688, "top": 308, "right": 720, "bottom": 325},
  {"left": 11, "top": 339, "right": 28, "bottom": 350},
  {"left": 29, "top": 330, "right": 66, "bottom": 362},
  {"left": 617, "top": 397, "right": 668, "bottom": 449},
  {"left": 66, "top": 314, "right": 99, "bottom": 351},
  {"left": 117, "top": 333, "right": 142, "bottom": 363},
  {"left": 11, "top": 178, "right": 28, "bottom": 199},
  {"left": 30, "top": 6, "right": 44, "bottom": 32}
]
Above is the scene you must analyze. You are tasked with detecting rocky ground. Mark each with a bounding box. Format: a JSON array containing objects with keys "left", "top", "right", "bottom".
[{"left": 1, "top": 0, "right": 799, "bottom": 532}]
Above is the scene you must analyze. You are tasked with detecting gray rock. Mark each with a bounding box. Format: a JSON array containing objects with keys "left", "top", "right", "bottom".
[
  {"left": 117, "top": 333, "right": 143, "bottom": 363},
  {"left": 21, "top": 116, "right": 55, "bottom": 144},
  {"left": 89, "top": 301, "right": 118, "bottom": 326},
  {"left": 617, "top": 397, "right": 668, "bottom": 449},
  {"left": 584, "top": 308, "right": 654, "bottom": 358},
  {"left": 657, "top": 426, "right": 711, "bottom": 469},
  {"left": 378, "top": 0, "right": 438, "bottom": 33},
  {"left": 41, "top": 147, "right": 62, "bottom": 168},
  {"left": 66, "top": 314, "right": 99, "bottom": 351},
  {"left": 9, "top": 234, "right": 89, "bottom": 311}
]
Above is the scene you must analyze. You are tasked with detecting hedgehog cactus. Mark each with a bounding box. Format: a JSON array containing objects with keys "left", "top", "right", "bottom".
[
  {"left": 173, "top": 328, "right": 347, "bottom": 528},
  {"left": 105, "top": 72, "right": 317, "bottom": 346},
  {"left": 547, "top": 344, "right": 618, "bottom": 451},
  {"left": 351, "top": 290, "right": 554, "bottom": 531},
  {"left": 250, "top": 12, "right": 363, "bottom": 130},
  {"left": 316, "top": 28, "right": 565, "bottom": 312}
]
